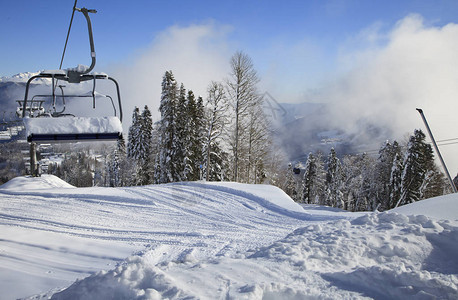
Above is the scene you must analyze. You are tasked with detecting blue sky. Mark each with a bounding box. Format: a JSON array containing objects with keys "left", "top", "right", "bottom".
[
  {"left": 2, "top": 0, "right": 458, "bottom": 110},
  {"left": 2, "top": 0, "right": 458, "bottom": 78}
]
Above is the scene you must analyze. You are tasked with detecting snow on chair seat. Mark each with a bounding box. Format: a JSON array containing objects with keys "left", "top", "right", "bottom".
[{"left": 24, "top": 116, "right": 122, "bottom": 143}]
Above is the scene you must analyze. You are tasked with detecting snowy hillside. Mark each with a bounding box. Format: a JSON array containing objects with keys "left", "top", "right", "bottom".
[{"left": 0, "top": 175, "right": 457, "bottom": 299}]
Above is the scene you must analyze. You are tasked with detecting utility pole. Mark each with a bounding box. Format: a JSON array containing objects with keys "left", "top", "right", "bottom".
[{"left": 416, "top": 108, "right": 457, "bottom": 193}]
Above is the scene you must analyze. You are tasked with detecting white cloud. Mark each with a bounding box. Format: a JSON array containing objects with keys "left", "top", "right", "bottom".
[
  {"left": 110, "top": 22, "right": 233, "bottom": 124},
  {"left": 325, "top": 14, "right": 458, "bottom": 174}
]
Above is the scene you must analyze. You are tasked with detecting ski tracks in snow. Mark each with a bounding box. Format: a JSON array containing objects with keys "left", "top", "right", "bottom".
[{"left": 0, "top": 180, "right": 330, "bottom": 299}]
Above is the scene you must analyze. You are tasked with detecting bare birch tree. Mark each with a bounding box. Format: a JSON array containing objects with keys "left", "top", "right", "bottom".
[
  {"left": 226, "top": 51, "right": 260, "bottom": 182},
  {"left": 245, "top": 102, "right": 270, "bottom": 183}
]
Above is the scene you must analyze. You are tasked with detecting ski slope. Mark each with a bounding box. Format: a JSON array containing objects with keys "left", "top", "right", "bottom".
[{"left": 0, "top": 175, "right": 457, "bottom": 299}]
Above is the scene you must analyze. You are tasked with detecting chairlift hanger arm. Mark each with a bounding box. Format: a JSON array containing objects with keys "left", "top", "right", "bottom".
[{"left": 73, "top": 7, "right": 97, "bottom": 75}]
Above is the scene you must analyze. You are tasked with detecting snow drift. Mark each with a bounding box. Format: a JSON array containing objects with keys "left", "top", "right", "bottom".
[
  {"left": 0, "top": 176, "right": 457, "bottom": 299},
  {"left": 51, "top": 212, "right": 458, "bottom": 299}
]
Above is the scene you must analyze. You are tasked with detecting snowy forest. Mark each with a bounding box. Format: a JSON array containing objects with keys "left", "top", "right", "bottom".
[
  {"left": 0, "top": 52, "right": 453, "bottom": 212},
  {"left": 283, "top": 130, "right": 449, "bottom": 211}
]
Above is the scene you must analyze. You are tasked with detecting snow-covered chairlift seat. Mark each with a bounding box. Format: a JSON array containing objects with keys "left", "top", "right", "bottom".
[
  {"left": 24, "top": 116, "right": 122, "bottom": 143},
  {"left": 21, "top": 69, "right": 123, "bottom": 143}
]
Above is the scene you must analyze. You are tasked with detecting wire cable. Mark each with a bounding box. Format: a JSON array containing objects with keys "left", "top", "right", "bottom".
[
  {"left": 53, "top": 0, "right": 77, "bottom": 99},
  {"left": 59, "top": 0, "right": 78, "bottom": 70}
]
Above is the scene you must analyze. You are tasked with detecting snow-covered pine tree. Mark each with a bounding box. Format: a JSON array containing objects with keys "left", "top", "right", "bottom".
[
  {"left": 342, "top": 155, "right": 358, "bottom": 211},
  {"left": 126, "top": 106, "right": 142, "bottom": 185},
  {"left": 300, "top": 151, "right": 326, "bottom": 205},
  {"left": 399, "top": 129, "right": 434, "bottom": 206},
  {"left": 301, "top": 153, "right": 315, "bottom": 204},
  {"left": 136, "top": 105, "right": 153, "bottom": 185},
  {"left": 149, "top": 123, "right": 160, "bottom": 182},
  {"left": 357, "top": 153, "right": 377, "bottom": 211},
  {"left": 313, "top": 152, "right": 327, "bottom": 205},
  {"left": 116, "top": 136, "right": 131, "bottom": 187},
  {"left": 108, "top": 137, "right": 127, "bottom": 187},
  {"left": 127, "top": 107, "right": 141, "bottom": 160},
  {"left": 375, "top": 141, "right": 397, "bottom": 210},
  {"left": 325, "top": 148, "right": 344, "bottom": 208},
  {"left": 155, "top": 71, "right": 179, "bottom": 184},
  {"left": 175, "top": 84, "right": 190, "bottom": 181},
  {"left": 341, "top": 153, "right": 376, "bottom": 212},
  {"left": 389, "top": 149, "right": 404, "bottom": 209},
  {"left": 126, "top": 106, "right": 154, "bottom": 185},
  {"left": 186, "top": 92, "right": 206, "bottom": 181},
  {"left": 194, "top": 96, "right": 206, "bottom": 180},
  {"left": 284, "top": 163, "right": 298, "bottom": 200}
]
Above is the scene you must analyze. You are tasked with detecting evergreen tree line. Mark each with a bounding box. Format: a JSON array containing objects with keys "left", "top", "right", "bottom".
[
  {"left": 283, "top": 129, "right": 450, "bottom": 211},
  {"left": 117, "top": 74, "right": 230, "bottom": 185},
  {"left": 106, "top": 51, "right": 271, "bottom": 186}
]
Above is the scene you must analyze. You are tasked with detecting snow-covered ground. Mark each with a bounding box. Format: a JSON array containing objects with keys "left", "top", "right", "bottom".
[{"left": 0, "top": 175, "right": 457, "bottom": 299}]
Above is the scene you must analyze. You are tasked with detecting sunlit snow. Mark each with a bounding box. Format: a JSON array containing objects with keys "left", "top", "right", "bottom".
[{"left": 0, "top": 175, "right": 456, "bottom": 299}]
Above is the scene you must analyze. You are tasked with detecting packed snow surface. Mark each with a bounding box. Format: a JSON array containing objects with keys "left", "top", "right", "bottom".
[
  {"left": 23, "top": 116, "right": 123, "bottom": 136},
  {"left": 0, "top": 175, "right": 457, "bottom": 299}
]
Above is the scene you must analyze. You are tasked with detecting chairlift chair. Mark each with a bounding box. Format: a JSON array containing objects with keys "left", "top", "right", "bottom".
[
  {"left": 19, "top": 2, "right": 123, "bottom": 176},
  {"left": 20, "top": 4, "right": 123, "bottom": 144}
]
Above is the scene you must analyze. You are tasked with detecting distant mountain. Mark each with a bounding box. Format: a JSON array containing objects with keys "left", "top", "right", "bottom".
[{"left": 0, "top": 71, "right": 41, "bottom": 83}]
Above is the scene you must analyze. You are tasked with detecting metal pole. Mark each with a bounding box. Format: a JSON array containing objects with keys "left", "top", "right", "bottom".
[
  {"left": 30, "top": 142, "right": 38, "bottom": 177},
  {"left": 416, "top": 108, "right": 457, "bottom": 193}
]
